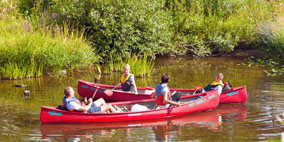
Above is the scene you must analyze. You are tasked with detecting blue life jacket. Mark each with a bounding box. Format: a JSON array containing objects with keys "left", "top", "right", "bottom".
[
  {"left": 62, "top": 97, "right": 79, "bottom": 111},
  {"left": 155, "top": 83, "right": 170, "bottom": 105},
  {"left": 155, "top": 83, "right": 169, "bottom": 97}
]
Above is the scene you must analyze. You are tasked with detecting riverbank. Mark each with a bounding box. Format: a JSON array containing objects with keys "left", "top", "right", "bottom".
[{"left": 1, "top": 0, "right": 284, "bottom": 79}]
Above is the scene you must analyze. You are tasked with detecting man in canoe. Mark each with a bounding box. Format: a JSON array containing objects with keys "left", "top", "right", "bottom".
[
  {"left": 202, "top": 73, "right": 224, "bottom": 95},
  {"left": 113, "top": 64, "right": 138, "bottom": 94},
  {"left": 151, "top": 74, "right": 181, "bottom": 108},
  {"left": 63, "top": 87, "right": 118, "bottom": 113}
]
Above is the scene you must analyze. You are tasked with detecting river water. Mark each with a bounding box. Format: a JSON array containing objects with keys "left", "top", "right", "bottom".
[{"left": 0, "top": 56, "right": 283, "bottom": 141}]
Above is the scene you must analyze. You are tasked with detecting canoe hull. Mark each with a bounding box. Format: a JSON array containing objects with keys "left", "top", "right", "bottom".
[
  {"left": 40, "top": 90, "right": 219, "bottom": 124},
  {"left": 40, "top": 104, "right": 246, "bottom": 136},
  {"left": 77, "top": 80, "right": 247, "bottom": 103}
]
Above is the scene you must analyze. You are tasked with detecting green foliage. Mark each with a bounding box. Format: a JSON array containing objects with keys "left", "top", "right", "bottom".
[
  {"left": 0, "top": 1, "right": 97, "bottom": 79},
  {"left": 18, "top": 0, "right": 284, "bottom": 58},
  {"left": 28, "top": 0, "right": 174, "bottom": 59},
  {"left": 249, "top": 12, "right": 284, "bottom": 76},
  {"left": 256, "top": 17, "right": 284, "bottom": 62},
  {"left": 169, "top": 0, "right": 274, "bottom": 56}
]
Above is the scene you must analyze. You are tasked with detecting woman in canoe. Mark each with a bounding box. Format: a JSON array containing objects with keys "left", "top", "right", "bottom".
[
  {"left": 113, "top": 64, "right": 138, "bottom": 94},
  {"left": 151, "top": 74, "right": 181, "bottom": 108},
  {"left": 63, "top": 87, "right": 119, "bottom": 113}
]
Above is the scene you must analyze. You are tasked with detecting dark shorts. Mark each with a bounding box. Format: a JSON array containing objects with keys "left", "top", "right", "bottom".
[
  {"left": 170, "top": 92, "right": 181, "bottom": 102},
  {"left": 87, "top": 102, "right": 101, "bottom": 113}
]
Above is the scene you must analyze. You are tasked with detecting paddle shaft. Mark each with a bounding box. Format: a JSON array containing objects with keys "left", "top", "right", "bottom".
[
  {"left": 92, "top": 86, "right": 99, "bottom": 99},
  {"left": 192, "top": 89, "right": 198, "bottom": 95},
  {"left": 192, "top": 85, "right": 203, "bottom": 95}
]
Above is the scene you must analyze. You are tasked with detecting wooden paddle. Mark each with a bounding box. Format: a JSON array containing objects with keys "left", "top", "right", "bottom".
[{"left": 192, "top": 85, "right": 203, "bottom": 95}]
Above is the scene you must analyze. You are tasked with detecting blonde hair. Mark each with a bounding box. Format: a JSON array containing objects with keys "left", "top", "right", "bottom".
[
  {"left": 123, "top": 64, "right": 130, "bottom": 69},
  {"left": 64, "top": 87, "right": 74, "bottom": 97},
  {"left": 216, "top": 73, "right": 224, "bottom": 80}
]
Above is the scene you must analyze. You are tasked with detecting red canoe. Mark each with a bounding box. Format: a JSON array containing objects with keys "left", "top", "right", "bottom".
[
  {"left": 77, "top": 80, "right": 247, "bottom": 103},
  {"left": 40, "top": 104, "right": 247, "bottom": 138},
  {"left": 40, "top": 90, "right": 219, "bottom": 124}
]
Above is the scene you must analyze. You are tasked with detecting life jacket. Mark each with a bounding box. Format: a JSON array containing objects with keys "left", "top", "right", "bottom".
[
  {"left": 120, "top": 73, "right": 134, "bottom": 91},
  {"left": 203, "top": 81, "right": 224, "bottom": 92},
  {"left": 155, "top": 83, "right": 170, "bottom": 106},
  {"left": 62, "top": 96, "right": 80, "bottom": 111}
]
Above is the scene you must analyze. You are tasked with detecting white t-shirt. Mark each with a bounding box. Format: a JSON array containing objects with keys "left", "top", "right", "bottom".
[
  {"left": 69, "top": 101, "right": 81, "bottom": 110},
  {"left": 129, "top": 75, "right": 135, "bottom": 82},
  {"left": 214, "top": 85, "right": 223, "bottom": 95}
]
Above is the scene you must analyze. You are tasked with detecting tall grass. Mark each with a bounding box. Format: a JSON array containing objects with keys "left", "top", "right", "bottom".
[
  {"left": 103, "top": 53, "right": 155, "bottom": 77},
  {"left": 0, "top": 1, "right": 97, "bottom": 79}
]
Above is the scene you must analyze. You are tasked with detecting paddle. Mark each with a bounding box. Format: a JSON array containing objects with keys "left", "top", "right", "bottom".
[
  {"left": 192, "top": 85, "right": 203, "bottom": 95},
  {"left": 104, "top": 89, "right": 113, "bottom": 96},
  {"left": 91, "top": 85, "right": 114, "bottom": 99}
]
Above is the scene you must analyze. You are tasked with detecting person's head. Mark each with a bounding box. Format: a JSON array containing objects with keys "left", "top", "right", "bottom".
[
  {"left": 161, "top": 74, "right": 169, "bottom": 83},
  {"left": 64, "top": 87, "right": 75, "bottom": 97},
  {"left": 215, "top": 73, "right": 224, "bottom": 81},
  {"left": 123, "top": 64, "right": 130, "bottom": 74}
]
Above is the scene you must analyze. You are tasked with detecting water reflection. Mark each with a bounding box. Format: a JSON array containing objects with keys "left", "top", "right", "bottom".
[{"left": 40, "top": 104, "right": 246, "bottom": 141}]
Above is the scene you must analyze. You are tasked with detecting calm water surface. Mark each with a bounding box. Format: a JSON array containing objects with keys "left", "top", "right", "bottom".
[{"left": 0, "top": 56, "right": 283, "bottom": 142}]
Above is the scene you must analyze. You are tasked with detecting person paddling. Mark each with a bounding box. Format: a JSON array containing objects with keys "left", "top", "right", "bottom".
[
  {"left": 63, "top": 87, "right": 118, "bottom": 113},
  {"left": 202, "top": 73, "right": 224, "bottom": 95},
  {"left": 113, "top": 64, "right": 138, "bottom": 94},
  {"left": 151, "top": 74, "right": 181, "bottom": 108}
]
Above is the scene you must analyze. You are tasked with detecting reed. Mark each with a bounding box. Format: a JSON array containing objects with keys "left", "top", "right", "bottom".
[
  {"left": 103, "top": 53, "right": 154, "bottom": 77},
  {"left": 0, "top": 4, "right": 97, "bottom": 79}
]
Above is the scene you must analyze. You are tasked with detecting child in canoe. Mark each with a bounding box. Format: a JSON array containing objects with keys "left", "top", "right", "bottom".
[
  {"left": 62, "top": 87, "right": 119, "bottom": 113},
  {"left": 151, "top": 74, "right": 181, "bottom": 108}
]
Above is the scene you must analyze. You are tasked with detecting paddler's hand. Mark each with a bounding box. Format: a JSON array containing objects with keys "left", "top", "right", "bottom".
[
  {"left": 84, "top": 97, "right": 88, "bottom": 103},
  {"left": 88, "top": 98, "right": 93, "bottom": 104},
  {"left": 176, "top": 101, "right": 181, "bottom": 106}
]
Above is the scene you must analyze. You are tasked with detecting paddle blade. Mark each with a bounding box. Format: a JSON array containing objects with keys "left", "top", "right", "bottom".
[
  {"left": 104, "top": 89, "right": 113, "bottom": 96},
  {"left": 194, "top": 85, "right": 203, "bottom": 90}
]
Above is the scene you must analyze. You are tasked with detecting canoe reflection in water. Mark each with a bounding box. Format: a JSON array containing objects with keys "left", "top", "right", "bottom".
[{"left": 40, "top": 104, "right": 246, "bottom": 141}]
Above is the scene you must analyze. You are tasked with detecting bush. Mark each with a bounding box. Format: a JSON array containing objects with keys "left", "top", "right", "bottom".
[
  {"left": 25, "top": 0, "right": 174, "bottom": 59},
  {"left": 17, "top": 0, "right": 284, "bottom": 58},
  {"left": 169, "top": 0, "right": 274, "bottom": 56},
  {"left": 256, "top": 17, "right": 284, "bottom": 62}
]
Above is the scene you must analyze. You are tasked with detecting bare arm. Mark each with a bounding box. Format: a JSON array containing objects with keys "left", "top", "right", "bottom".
[
  {"left": 130, "top": 77, "right": 138, "bottom": 94},
  {"left": 77, "top": 98, "right": 93, "bottom": 112},
  {"left": 164, "top": 91, "right": 180, "bottom": 106}
]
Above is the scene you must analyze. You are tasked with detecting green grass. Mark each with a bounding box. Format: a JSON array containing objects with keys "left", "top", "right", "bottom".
[{"left": 0, "top": 1, "right": 97, "bottom": 79}]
